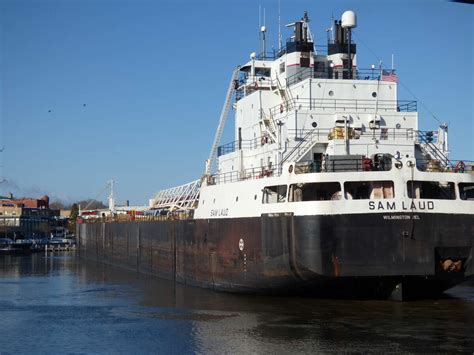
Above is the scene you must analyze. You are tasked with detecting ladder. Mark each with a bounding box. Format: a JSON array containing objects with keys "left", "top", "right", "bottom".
[
  {"left": 417, "top": 131, "right": 451, "bottom": 167},
  {"left": 205, "top": 66, "right": 241, "bottom": 176},
  {"left": 259, "top": 109, "right": 278, "bottom": 143},
  {"left": 276, "top": 76, "right": 294, "bottom": 112},
  {"left": 281, "top": 129, "right": 319, "bottom": 164}
]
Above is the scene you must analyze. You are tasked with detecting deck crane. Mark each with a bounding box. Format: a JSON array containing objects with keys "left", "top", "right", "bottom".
[{"left": 204, "top": 66, "right": 240, "bottom": 176}]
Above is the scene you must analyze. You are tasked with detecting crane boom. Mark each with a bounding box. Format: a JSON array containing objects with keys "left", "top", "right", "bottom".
[{"left": 205, "top": 66, "right": 240, "bottom": 176}]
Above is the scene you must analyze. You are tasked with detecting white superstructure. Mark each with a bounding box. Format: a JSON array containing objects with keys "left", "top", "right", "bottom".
[{"left": 191, "top": 10, "right": 473, "bottom": 219}]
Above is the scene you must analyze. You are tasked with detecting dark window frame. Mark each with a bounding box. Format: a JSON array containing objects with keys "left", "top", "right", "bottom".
[{"left": 407, "top": 180, "right": 455, "bottom": 200}]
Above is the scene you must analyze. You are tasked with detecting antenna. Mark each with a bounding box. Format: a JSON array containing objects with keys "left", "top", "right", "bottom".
[
  {"left": 260, "top": 7, "right": 267, "bottom": 58},
  {"left": 278, "top": 0, "right": 282, "bottom": 50},
  {"left": 108, "top": 179, "right": 115, "bottom": 212},
  {"left": 331, "top": 13, "right": 335, "bottom": 42},
  {"left": 259, "top": 5, "right": 261, "bottom": 29},
  {"left": 261, "top": 24, "right": 267, "bottom": 59}
]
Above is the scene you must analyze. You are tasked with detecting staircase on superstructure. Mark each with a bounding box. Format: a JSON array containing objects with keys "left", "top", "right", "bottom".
[{"left": 417, "top": 130, "right": 451, "bottom": 167}]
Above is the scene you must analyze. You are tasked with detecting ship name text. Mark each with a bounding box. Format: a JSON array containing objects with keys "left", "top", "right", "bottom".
[
  {"left": 210, "top": 208, "right": 229, "bottom": 217},
  {"left": 369, "top": 201, "right": 435, "bottom": 211}
]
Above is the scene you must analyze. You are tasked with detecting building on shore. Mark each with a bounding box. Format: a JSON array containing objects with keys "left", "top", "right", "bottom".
[{"left": 0, "top": 195, "right": 64, "bottom": 239}]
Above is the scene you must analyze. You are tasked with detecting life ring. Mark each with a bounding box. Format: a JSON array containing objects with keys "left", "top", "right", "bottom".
[
  {"left": 455, "top": 160, "right": 465, "bottom": 173},
  {"left": 280, "top": 104, "right": 284, "bottom": 113},
  {"left": 362, "top": 158, "right": 373, "bottom": 171}
]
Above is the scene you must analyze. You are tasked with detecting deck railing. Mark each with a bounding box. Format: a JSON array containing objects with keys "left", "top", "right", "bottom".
[
  {"left": 268, "top": 98, "right": 417, "bottom": 116},
  {"left": 217, "top": 127, "right": 416, "bottom": 158}
]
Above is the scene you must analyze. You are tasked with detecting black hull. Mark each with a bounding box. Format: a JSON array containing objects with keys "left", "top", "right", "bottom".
[{"left": 77, "top": 213, "right": 473, "bottom": 300}]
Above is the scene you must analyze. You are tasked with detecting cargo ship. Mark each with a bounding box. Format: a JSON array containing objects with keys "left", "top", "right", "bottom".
[{"left": 78, "top": 10, "right": 474, "bottom": 300}]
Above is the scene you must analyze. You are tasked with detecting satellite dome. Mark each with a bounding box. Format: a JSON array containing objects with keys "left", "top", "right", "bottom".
[{"left": 341, "top": 10, "right": 357, "bottom": 28}]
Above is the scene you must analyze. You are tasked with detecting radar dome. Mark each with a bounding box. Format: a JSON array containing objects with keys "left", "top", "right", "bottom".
[{"left": 341, "top": 10, "right": 357, "bottom": 28}]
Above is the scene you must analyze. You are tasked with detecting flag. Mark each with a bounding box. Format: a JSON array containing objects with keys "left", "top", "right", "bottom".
[{"left": 381, "top": 69, "right": 398, "bottom": 83}]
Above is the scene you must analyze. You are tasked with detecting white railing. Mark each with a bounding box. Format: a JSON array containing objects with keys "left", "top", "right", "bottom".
[{"left": 151, "top": 180, "right": 201, "bottom": 212}]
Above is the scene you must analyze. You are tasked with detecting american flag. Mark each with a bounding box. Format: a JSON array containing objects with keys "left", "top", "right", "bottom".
[{"left": 381, "top": 69, "right": 398, "bottom": 83}]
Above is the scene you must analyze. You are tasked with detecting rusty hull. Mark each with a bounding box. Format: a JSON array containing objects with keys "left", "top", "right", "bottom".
[{"left": 77, "top": 212, "right": 473, "bottom": 299}]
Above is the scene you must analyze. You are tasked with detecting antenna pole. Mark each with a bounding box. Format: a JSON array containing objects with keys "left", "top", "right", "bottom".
[
  {"left": 347, "top": 28, "right": 352, "bottom": 79},
  {"left": 278, "top": 0, "right": 282, "bottom": 50},
  {"left": 391, "top": 53, "right": 394, "bottom": 70},
  {"left": 108, "top": 179, "right": 115, "bottom": 212}
]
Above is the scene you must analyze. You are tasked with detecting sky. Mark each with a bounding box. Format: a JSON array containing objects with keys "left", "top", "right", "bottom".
[{"left": 0, "top": 0, "right": 473, "bottom": 205}]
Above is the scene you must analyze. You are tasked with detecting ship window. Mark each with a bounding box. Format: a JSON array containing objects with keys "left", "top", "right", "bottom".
[
  {"left": 314, "top": 62, "right": 325, "bottom": 73},
  {"left": 345, "top": 181, "right": 395, "bottom": 200},
  {"left": 289, "top": 182, "right": 341, "bottom": 202},
  {"left": 407, "top": 181, "right": 455, "bottom": 200},
  {"left": 255, "top": 68, "right": 271, "bottom": 77},
  {"left": 459, "top": 183, "right": 474, "bottom": 201},
  {"left": 262, "top": 185, "right": 287, "bottom": 204}
]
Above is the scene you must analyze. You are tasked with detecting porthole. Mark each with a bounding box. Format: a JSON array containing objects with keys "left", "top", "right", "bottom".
[
  {"left": 372, "top": 92, "right": 377, "bottom": 98},
  {"left": 236, "top": 196, "right": 239, "bottom": 202},
  {"left": 312, "top": 122, "right": 317, "bottom": 128},
  {"left": 328, "top": 90, "right": 334, "bottom": 96},
  {"left": 288, "top": 165, "right": 294, "bottom": 173},
  {"left": 202, "top": 200, "right": 205, "bottom": 205},
  {"left": 254, "top": 194, "right": 257, "bottom": 200},
  {"left": 396, "top": 123, "right": 401, "bottom": 129},
  {"left": 213, "top": 198, "right": 216, "bottom": 204}
]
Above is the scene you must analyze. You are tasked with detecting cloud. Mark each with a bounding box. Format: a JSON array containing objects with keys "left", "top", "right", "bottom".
[{"left": 0, "top": 177, "right": 75, "bottom": 204}]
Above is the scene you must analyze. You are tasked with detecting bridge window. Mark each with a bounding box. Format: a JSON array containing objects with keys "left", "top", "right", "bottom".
[
  {"left": 255, "top": 68, "right": 271, "bottom": 77},
  {"left": 262, "top": 185, "right": 287, "bottom": 204},
  {"left": 345, "top": 181, "right": 395, "bottom": 200},
  {"left": 407, "top": 181, "right": 455, "bottom": 200},
  {"left": 459, "top": 183, "right": 474, "bottom": 201},
  {"left": 289, "top": 182, "right": 341, "bottom": 202}
]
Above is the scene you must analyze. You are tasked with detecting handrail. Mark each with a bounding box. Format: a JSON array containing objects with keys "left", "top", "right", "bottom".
[
  {"left": 285, "top": 67, "right": 398, "bottom": 87},
  {"left": 209, "top": 156, "right": 473, "bottom": 185},
  {"left": 417, "top": 131, "right": 451, "bottom": 167},
  {"left": 281, "top": 129, "right": 317, "bottom": 164},
  {"left": 208, "top": 164, "right": 278, "bottom": 185},
  {"left": 268, "top": 98, "right": 417, "bottom": 116},
  {"left": 217, "top": 127, "right": 417, "bottom": 158}
]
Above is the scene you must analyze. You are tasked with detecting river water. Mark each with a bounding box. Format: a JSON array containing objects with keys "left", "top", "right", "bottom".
[{"left": 0, "top": 253, "right": 473, "bottom": 353}]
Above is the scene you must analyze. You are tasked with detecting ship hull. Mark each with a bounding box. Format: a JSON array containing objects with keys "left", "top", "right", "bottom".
[{"left": 77, "top": 212, "right": 473, "bottom": 300}]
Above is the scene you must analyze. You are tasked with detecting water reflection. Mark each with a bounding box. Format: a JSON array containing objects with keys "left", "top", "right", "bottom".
[{"left": 0, "top": 254, "right": 473, "bottom": 353}]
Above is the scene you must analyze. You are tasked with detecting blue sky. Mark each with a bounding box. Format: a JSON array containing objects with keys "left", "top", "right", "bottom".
[{"left": 1, "top": 0, "right": 472, "bottom": 205}]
